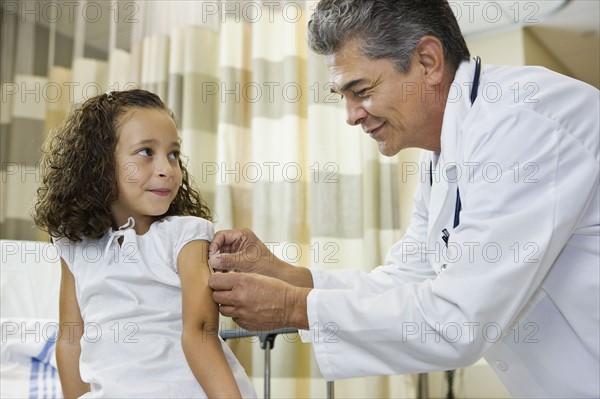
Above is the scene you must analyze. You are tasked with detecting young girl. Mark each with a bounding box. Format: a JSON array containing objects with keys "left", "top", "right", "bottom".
[{"left": 33, "top": 89, "right": 256, "bottom": 398}]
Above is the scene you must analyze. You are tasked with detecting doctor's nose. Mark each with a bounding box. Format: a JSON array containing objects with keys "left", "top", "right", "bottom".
[{"left": 345, "top": 98, "right": 368, "bottom": 126}]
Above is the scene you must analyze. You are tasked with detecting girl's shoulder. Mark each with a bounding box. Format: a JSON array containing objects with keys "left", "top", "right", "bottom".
[
  {"left": 155, "top": 216, "right": 214, "bottom": 237},
  {"left": 152, "top": 216, "right": 215, "bottom": 256},
  {"left": 52, "top": 234, "right": 106, "bottom": 271}
]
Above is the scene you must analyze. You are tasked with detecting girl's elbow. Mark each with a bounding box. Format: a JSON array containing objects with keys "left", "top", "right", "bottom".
[{"left": 181, "top": 322, "right": 220, "bottom": 346}]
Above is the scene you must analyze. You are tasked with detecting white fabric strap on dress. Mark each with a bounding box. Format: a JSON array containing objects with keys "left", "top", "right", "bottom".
[{"left": 103, "top": 217, "right": 136, "bottom": 255}]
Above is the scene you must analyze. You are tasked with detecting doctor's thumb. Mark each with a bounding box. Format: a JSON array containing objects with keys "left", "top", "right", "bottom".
[
  {"left": 208, "top": 251, "right": 246, "bottom": 272},
  {"left": 208, "top": 241, "right": 221, "bottom": 256}
]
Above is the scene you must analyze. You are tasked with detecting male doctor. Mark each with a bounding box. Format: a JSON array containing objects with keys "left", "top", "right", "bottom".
[{"left": 208, "top": 0, "right": 600, "bottom": 396}]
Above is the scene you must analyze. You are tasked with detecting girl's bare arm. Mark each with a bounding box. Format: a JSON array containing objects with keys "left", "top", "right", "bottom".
[
  {"left": 178, "top": 240, "right": 243, "bottom": 398},
  {"left": 56, "top": 260, "right": 90, "bottom": 398}
]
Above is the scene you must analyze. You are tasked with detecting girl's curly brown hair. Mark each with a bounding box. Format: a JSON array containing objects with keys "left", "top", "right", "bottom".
[{"left": 33, "top": 89, "right": 211, "bottom": 242}]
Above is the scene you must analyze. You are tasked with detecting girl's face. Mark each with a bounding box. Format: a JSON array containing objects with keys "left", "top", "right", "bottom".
[{"left": 111, "top": 108, "right": 182, "bottom": 234}]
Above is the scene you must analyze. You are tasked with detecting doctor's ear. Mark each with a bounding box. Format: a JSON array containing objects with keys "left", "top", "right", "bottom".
[{"left": 415, "top": 36, "right": 446, "bottom": 86}]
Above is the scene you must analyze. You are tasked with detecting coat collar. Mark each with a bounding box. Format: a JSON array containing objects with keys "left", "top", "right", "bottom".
[
  {"left": 440, "top": 58, "right": 481, "bottom": 163},
  {"left": 426, "top": 59, "right": 481, "bottom": 245}
]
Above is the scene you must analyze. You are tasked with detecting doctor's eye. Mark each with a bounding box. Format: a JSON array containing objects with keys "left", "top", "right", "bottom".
[{"left": 354, "top": 88, "right": 369, "bottom": 98}]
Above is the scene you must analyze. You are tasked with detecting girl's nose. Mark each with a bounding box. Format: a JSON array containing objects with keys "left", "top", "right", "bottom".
[{"left": 156, "top": 157, "right": 174, "bottom": 178}]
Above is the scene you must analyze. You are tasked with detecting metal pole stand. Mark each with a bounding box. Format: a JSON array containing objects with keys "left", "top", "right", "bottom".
[
  {"left": 220, "top": 327, "right": 297, "bottom": 399},
  {"left": 327, "top": 380, "right": 335, "bottom": 398},
  {"left": 220, "top": 328, "right": 335, "bottom": 399},
  {"left": 417, "top": 373, "right": 428, "bottom": 399}
]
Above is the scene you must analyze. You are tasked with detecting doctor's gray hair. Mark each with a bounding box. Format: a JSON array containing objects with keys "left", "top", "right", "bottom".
[{"left": 307, "top": 0, "right": 470, "bottom": 73}]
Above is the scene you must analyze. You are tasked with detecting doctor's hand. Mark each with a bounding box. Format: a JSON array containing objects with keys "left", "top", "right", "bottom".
[
  {"left": 208, "top": 228, "right": 313, "bottom": 288},
  {"left": 208, "top": 272, "right": 310, "bottom": 331},
  {"left": 208, "top": 228, "right": 282, "bottom": 275}
]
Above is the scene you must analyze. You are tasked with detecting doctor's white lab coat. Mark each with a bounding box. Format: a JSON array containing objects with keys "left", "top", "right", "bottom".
[{"left": 302, "top": 60, "right": 600, "bottom": 397}]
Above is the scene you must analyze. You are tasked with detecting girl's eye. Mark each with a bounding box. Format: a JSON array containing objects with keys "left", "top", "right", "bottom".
[
  {"left": 137, "top": 148, "right": 152, "bottom": 156},
  {"left": 168, "top": 151, "right": 180, "bottom": 160}
]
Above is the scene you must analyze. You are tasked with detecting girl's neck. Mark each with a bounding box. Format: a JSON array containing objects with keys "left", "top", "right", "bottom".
[{"left": 112, "top": 214, "right": 158, "bottom": 235}]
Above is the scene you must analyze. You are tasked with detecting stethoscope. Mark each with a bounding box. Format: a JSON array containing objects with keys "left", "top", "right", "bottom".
[{"left": 434, "top": 56, "right": 481, "bottom": 245}]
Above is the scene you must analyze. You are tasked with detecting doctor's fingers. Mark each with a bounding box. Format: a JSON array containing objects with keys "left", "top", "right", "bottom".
[
  {"left": 218, "top": 304, "right": 237, "bottom": 318},
  {"left": 208, "top": 271, "right": 238, "bottom": 292},
  {"left": 208, "top": 251, "right": 249, "bottom": 272},
  {"left": 217, "top": 305, "right": 259, "bottom": 331},
  {"left": 213, "top": 275, "right": 291, "bottom": 331},
  {"left": 209, "top": 229, "right": 244, "bottom": 255},
  {"left": 210, "top": 247, "right": 275, "bottom": 274},
  {"left": 212, "top": 288, "right": 238, "bottom": 307},
  {"left": 210, "top": 228, "right": 258, "bottom": 255},
  {"left": 209, "top": 273, "right": 261, "bottom": 306},
  {"left": 210, "top": 272, "right": 276, "bottom": 304},
  {"left": 211, "top": 278, "right": 256, "bottom": 320}
]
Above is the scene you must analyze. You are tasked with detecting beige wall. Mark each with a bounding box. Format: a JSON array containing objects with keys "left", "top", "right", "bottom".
[
  {"left": 466, "top": 28, "right": 526, "bottom": 66},
  {"left": 466, "top": 26, "right": 575, "bottom": 77},
  {"left": 523, "top": 29, "right": 573, "bottom": 76}
]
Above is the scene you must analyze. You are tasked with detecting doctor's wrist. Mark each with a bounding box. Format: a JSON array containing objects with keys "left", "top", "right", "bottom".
[
  {"left": 270, "top": 259, "right": 314, "bottom": 289},
  {"left": 285, "top": 286, "right": 310, "bottom": 330}
]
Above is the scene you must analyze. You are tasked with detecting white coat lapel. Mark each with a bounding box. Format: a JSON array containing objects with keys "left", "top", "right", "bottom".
[
  {"left": 428, "top": 158, "right": 450, "bottom": 241},
  {"left": 427, "top": 157, "right": 456, "bottom": 246},
  {"left": 425, "top": 59, "right": 477, "bottom": 256}
]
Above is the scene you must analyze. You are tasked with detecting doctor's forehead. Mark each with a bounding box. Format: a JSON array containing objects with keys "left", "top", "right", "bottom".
[
  {"left": 326, "top": 42, "right": 365, "bottom": 75},
  {"left": 327, "top": 61, "right": 361, "bottom": 93},
  {"left": 327, "top": 51, "right": 398, "bottom": 94}
]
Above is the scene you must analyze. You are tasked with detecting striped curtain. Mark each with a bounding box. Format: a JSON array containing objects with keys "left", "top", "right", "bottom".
[
  {"left": 1, "top": 4, "right": 47, "bottom": 240},
  {"left": 1, "top": 0, "right": 115, "bottom": 240},
  {"left": 1, "top": 1, "right": 419, "bottom": 396}
]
